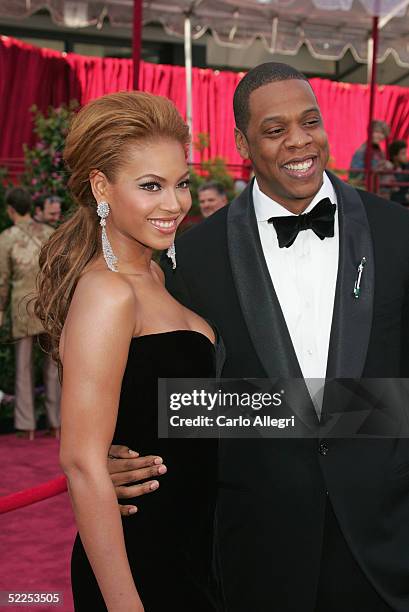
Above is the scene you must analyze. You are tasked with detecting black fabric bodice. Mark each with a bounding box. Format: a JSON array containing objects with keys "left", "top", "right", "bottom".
[
  {"left": 71, "top": 330, "right": 223, "bottom": 612},
  {"left": 113, "top": 329, "right": 216, "bottom": 453}
]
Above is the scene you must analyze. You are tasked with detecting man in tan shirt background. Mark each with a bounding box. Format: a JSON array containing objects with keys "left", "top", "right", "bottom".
[{"left": 0, "top": 187, "right": 60, "bottom": 438}]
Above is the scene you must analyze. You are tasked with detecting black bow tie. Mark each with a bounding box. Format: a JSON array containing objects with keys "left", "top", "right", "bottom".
[{"left": 268, "top": 197, "right": 336, "bottom": 248}]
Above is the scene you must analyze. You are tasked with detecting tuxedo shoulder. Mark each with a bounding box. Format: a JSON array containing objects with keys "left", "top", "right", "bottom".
[
  {"left": 176, "top": 205, "right": 229, "bottom": 249},
  {"left": 357, "top": 189, "right": 409, "bottom": 229}
]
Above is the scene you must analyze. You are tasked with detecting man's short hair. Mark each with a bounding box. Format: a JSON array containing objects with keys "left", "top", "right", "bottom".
[
  {"left": 5, "top": 187, "right": 32, "bottom": 216},
  {"left": 388, "top": 139, "right": 406, "bottom": 161},
  {"left": 233, "top": 62, "right": 309, "bottom": 134},
  {"left": 198, "top": 181, "right": 226, "bottom": 196},
  {"left": 36, "top": 194, "right": 62, "bottom": 211}
]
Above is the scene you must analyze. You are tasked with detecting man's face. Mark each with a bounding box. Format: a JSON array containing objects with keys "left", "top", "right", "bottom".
[
  {"left": 397, "top": 147, "right": 407, "bottom": 165},
  {"left": 198, "top": 188, "right": 227, "bottom": 218},
  {"left": 43, "top": 200, "right": 61, "bottom": 225},
  {"left": 235, "top": 79, "right": 330, "bottom": 213}
]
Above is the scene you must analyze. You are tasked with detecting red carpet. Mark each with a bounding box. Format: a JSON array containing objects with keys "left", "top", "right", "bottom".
[{"left": 0, "top": 433, "right": 76, "bottom": 611}]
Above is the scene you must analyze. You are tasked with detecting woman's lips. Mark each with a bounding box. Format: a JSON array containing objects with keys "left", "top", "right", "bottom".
[{"left": 147, "top": 218, "right": 178, "bottom": 235}]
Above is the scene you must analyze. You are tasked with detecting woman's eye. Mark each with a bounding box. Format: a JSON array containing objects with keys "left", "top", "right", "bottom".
[
  {"left": 140, "top": 182, "right": 161, "bottom": 192},
  {"left": 178, "top": 179, "right": 191, "bottom": 189}
]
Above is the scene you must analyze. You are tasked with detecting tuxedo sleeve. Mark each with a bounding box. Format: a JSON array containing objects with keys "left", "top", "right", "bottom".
[{"left": 401, "top": 283, "right": 409, "bottom": 377}]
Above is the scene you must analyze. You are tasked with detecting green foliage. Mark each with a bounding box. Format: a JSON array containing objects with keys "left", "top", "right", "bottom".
[
  {"left": 194, "top": 132, "right": 210, "bottom": 154},
  {"left": 0, "top": 167, "right": 13, "bottom": 233},
  {"left": 21, "top": 102, "right": 78, "bottom": 212},
  {"left": 0, "top": 103, "right": 78, "bottom": 428},
  {"left": 189, "top": 132, "right": 236, "bottom": 215},
  {"left": 0, "top": 317, "right": 14, "bottom": 393}
]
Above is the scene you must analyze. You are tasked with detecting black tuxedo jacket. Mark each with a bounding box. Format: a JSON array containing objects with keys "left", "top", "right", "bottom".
[{"left": 162, "top": 172, "right": 409, "bottom": 612}]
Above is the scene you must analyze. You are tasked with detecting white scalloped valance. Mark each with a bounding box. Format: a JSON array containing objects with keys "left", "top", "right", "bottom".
[{"left": 1, "top": 0, "right": 409, "bottom": 65}]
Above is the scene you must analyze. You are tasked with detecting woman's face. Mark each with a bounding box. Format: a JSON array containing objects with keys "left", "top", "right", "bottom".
[
  {"left": 372, "top": 129, "right": 385, "bottom": 145},
  {"left": 103, "top": 138, "right": 191, "bottom": 252}
]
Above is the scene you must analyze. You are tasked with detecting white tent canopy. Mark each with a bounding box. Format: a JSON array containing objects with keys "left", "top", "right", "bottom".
[{"left": 2, "top": 0, "right": 409, "bottom": 65}]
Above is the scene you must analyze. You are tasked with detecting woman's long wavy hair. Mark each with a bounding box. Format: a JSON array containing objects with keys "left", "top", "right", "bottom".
[{"left": 35, "top": 91, "right": 190, "bottom": 365}]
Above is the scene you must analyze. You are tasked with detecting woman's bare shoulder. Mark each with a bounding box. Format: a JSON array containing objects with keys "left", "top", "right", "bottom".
[
  {"left": 76, "top": 268, "right": 137, "bottom": 304},
  {"left": 63, "top": 270, "right": 137, "bottom": 348}
]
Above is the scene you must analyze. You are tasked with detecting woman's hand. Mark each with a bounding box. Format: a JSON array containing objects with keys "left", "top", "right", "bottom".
[{"left": 107, "top": 445, "right": 167, "bottom": 516}]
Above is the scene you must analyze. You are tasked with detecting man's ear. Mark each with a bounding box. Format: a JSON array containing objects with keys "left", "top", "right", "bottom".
[{"left": 234, "top": 127, "right": 250, "bottom": 160}]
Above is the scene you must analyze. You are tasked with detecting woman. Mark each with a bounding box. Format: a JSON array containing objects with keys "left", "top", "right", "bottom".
[{"left": 35, "top": 92, "right": 221, "bottom": 611}]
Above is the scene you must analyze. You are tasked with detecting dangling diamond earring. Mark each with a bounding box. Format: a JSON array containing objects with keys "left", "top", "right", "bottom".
[
  {"left": 167, "top": 243, "right": 176, "bottom": 270},
  {"left": 97, "top": 201, "right": 118, "bottom": 272}
]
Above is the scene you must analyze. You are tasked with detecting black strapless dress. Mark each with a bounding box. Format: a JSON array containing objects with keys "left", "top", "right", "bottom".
[{"left": 71, "top": 331, "right": 223, "bottom": 611}]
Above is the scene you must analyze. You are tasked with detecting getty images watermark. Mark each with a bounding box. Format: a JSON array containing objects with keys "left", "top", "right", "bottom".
[
  {"left": 158, "top": 378, "right": 409, "bottom": 438},
  {"left": 167, "top": 387, "right": 293, "bottom": 429}
]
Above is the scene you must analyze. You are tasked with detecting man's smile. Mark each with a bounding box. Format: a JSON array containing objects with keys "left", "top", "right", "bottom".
[{"left": 281, "top": 155, "right": 318, "bottom": 179}]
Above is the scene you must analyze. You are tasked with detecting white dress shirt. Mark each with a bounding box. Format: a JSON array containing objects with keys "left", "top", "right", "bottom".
[{"left": 253, "top": 172, "right": 339, "bottom": 392}]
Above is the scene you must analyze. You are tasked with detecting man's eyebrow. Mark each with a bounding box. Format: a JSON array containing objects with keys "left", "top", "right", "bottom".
[
  {"left": 260, "top": 107, "right": 320, "bottom": 125},
  {"left": 260, "top": 115, "right": 285, "bottom": 125},
  {"left": 301, "top": 107, "right": 321, "bottom": 116}
]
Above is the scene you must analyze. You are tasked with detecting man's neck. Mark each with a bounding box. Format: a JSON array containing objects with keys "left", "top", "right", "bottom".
[
  {"left": 13, "top": 214, "right": 32, "bottom": 224},
  {"left": 255, "top": 177, "right": 325, "bottom": 215}
]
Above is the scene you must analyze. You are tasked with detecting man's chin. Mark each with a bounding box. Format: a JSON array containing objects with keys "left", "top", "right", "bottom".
[{"left": 284, "top": 175, "right": 324, "bottom": 200}]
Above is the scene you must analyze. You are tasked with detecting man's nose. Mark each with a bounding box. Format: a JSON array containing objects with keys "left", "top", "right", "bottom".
[{"left": 285, "top": 125, "right": 313, "bottom": 148}]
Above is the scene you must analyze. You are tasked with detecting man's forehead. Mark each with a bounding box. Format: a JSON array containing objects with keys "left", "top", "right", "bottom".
[{"left": 248, "top": 80, "right": 318, "bottom": 120}]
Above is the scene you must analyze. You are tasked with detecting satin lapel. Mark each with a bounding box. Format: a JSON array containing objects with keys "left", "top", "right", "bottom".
[
  {"left": 227, "top": 183, "right": 319, "bottom": 430},
  {"left": 326, "top": 172, "right": 374, "bottom": 378},
  {"left": 227, "top": 181, "right": 302, "bottom": 380}
]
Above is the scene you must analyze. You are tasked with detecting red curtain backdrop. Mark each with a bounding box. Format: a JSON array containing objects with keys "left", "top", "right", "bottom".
[{"left": 2, "top": 34, "right": 409, "bottom": 172}]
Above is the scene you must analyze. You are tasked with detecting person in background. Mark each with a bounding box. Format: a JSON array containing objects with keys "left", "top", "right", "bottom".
[
  {"left": 198, "top": 181, "right": 228, "bottom": 218},
  {"left": 388, "top": 139, "right": 409, "bottom": 206},
  {"left": 350, "top": 119, "right": 390, "bottom": 174},
  {"left": 0, "top": 187, "right": 60, "bottom": 439},
  {"left": 34, "top": 194, "right": 62, "bottom": 227},
  {"left": 349, "top": 120, "right": 394, "bottom": 197}
]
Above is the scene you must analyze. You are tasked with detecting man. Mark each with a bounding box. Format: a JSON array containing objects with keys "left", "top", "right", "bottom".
[
  {"left": 108, "top": 63, "right": 409, "bottom": 610},
  {"left": 198, "top": 181, "right": 228, "bottom": 218},
  {"left": 389, "top": 139, "right": 409, "bottom": 206},
  {"left": 34, "top": 194, "right": 62, "bottom": 226},
  {"left": 0, "top": 188, "right": 61, "bottom": 438}
]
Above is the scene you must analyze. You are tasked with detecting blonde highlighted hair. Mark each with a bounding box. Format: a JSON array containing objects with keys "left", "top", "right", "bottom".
[{"left": 35, "top": 91, "right": 190, "bottom": 364}]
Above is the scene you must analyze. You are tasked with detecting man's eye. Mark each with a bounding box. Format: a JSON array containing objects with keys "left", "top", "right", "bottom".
[
  {"left": 266, "top": 129, "right": 284, "bottom": 136},
  {"left": 177, "top": 179, "right": 191, "bottom": 189},
  {"left": 305, "top": 119, "right": 320, "bottom": 126},
  {"left": 140, "top": 182, "right": 161, "bottom": 191}
]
